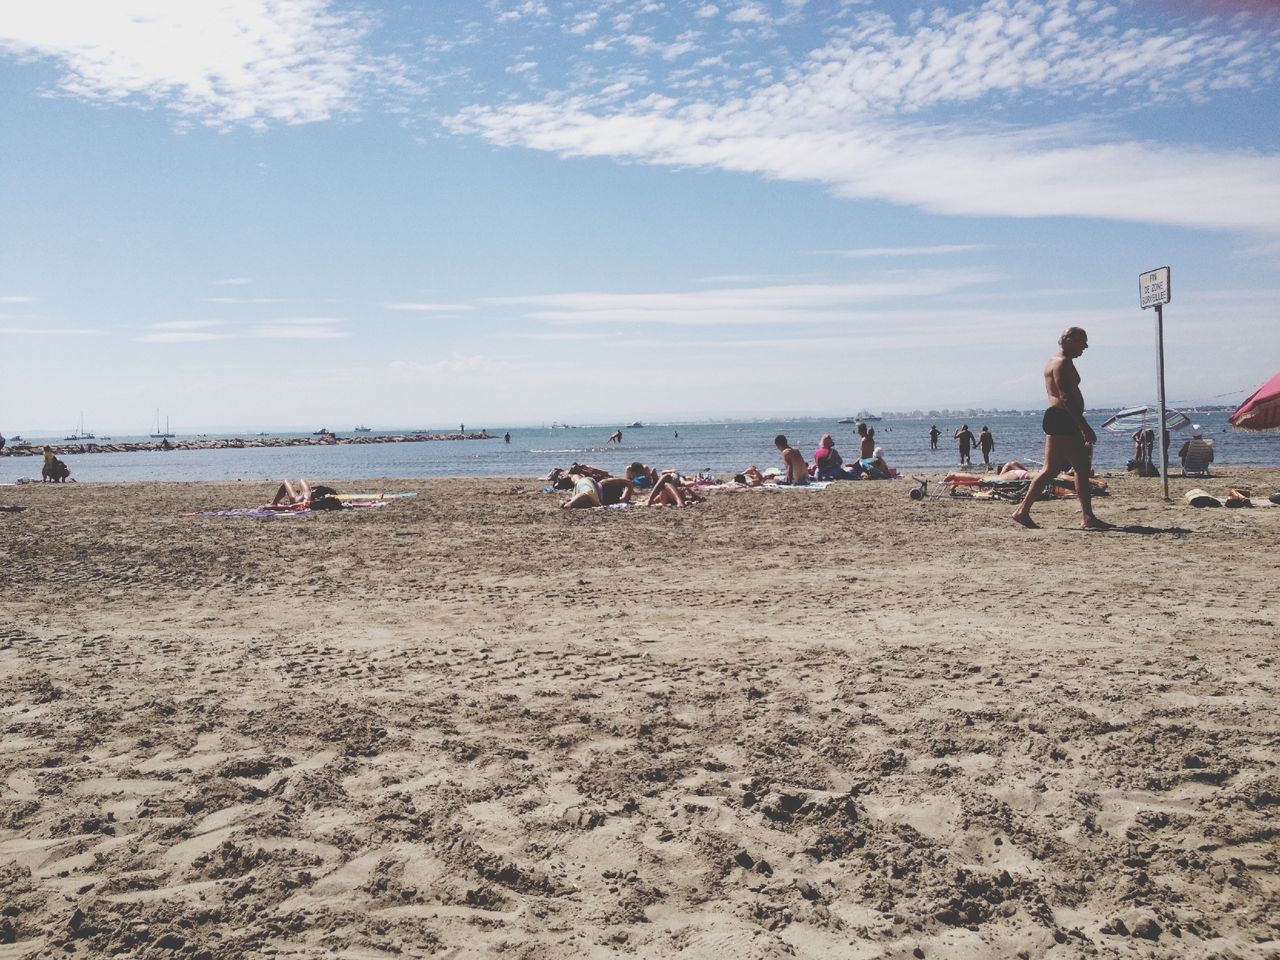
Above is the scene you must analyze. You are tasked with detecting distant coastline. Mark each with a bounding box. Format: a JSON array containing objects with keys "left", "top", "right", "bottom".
[{"left": 0, "top": 431, "right": 496, "bottom": 458}]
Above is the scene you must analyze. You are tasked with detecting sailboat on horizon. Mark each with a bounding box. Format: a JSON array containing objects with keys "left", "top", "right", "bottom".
[
  {"left": 150, "top": 409, "right": 175, "bottom": 439},
  {"left": 63, "top": 413, "right": 96, "bottom": 441}
]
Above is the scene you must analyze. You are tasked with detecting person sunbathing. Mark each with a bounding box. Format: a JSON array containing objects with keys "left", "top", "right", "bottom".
[
  {"left": 996, "top": 461, "right": 1032, "bottom": 480},
  {"left": 568, "top": 462, "right": 611, "bottom": 481},
  {"left": 561, "top": 472, "right": 605, "bottom": 509},
  {"left": 646, "top": 472, "right": 703, "bottom": 506},
  {"left": 625, "top": 462, "right": 659, "bottom": 489},
  {"left": 733, "top": 465, "right": 769, "bottom": 486},
  {"left": 270, "top": 480, "right": 341, "bottom": 509}
]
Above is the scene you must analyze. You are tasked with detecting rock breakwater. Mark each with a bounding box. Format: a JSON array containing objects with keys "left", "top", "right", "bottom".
[{"left": 1, "top": 432, "right": 495, "bottom": 458}]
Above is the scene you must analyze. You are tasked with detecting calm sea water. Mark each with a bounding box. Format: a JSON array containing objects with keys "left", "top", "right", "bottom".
[{"left": 5, "top": 412, "right": 1276, "bottom": 484}]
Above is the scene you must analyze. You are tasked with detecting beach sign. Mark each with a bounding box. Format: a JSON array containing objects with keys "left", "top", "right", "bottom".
[{"left": 1139, "top": 266, "right": 1171, "bottom": 309}]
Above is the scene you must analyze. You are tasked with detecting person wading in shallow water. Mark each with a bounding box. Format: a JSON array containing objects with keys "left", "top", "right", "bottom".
[{"left": 1011, "top": 326, "right": 1112, "bottom": 531}]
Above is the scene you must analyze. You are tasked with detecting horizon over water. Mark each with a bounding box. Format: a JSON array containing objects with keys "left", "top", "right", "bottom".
[{"left": 5, "top": 412, "right": 1278, "bottom": 484}]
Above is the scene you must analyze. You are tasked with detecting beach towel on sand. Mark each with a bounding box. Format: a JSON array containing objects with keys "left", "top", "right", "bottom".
[
  {"left": 1185, "top": 489, "right": 1221, "bottom": 508},
  {"left": 183, "top": 499, "right": 396, "bottom": 518}
]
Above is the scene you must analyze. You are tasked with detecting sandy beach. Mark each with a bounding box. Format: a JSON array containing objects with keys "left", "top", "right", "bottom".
[{"left": 2, "top": 470, "right": 1278, "bottom": 959}]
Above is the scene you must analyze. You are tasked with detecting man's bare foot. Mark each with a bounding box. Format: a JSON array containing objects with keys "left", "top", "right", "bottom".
[
  {"left": 1081, "top": 516, "right": 1114, "bottom": 531},
  {"left": 1012, "top": 513, "right": 1038, "bottom": 529}
]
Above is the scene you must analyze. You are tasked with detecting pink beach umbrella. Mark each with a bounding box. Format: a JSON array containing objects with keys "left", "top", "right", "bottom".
[{"left": 1229, "top": 372, "right": 1280, "bottom": 432}]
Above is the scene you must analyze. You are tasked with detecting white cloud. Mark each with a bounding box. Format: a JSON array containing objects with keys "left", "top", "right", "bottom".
[
  {"left": 254, "top": 317, "right": 349, "bottom": 339},
  {"left": 694, "top": 4, "right": 719, "bottom": 17},
  {"left": 205, "top": 297, "right": 291, "bottom": 304},
  {"left": 495, "top": 0, "right": 550, "bottom": 24},
  {"left": 449, "top": 0, "right": 1280, "bottom": 234},
  {"left": 389, "top": 354, "right": 518, "bottom": 376},
  {"left": 0, "top": 0, "right": 384, "bottom": 129},
  {"left": 818, "top": 244, "right": 990, "bottom": 258},
  {"left": 383, "top": 302, "right": 475, "bottom": 312},
  {"left": 136, "top": 331, "right": 232, "bottom": 343},
  {"left": 488, "top": 271, "right": 1004, "bottom": 325},
  {"left": 152, "top": 320, "right": 226, "bottom": 330},
  {"left": 0, "top": 326, "right": 98, "bottom": 336},
  {"left": 0, "top": 295, "right": 38, "bottom": 303},
  {"left": 725, "top": 3, "right": 771, "bottom": 25}
]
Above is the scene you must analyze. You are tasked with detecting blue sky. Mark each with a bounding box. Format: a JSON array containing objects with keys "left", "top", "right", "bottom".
[{"left": 2, "top": 0, "right": 1278, "bottom": 433}]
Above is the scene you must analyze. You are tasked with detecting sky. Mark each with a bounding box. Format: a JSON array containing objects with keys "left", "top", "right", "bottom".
[{"left": 1, "top": 0, "right": 1278, "bottom": 433}]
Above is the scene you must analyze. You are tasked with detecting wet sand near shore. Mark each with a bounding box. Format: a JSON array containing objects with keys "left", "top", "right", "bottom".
[{"left": 2, "top": 471, "right": 1278, "bottom": 959}]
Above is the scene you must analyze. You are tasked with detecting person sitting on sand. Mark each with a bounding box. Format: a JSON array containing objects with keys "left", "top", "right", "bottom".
[
  {"left": 856, "top": 422, "right": 875, "bottom": 460},
  {"left": 733, "top": 465, "right": 769, "bottom": 486},
  {"left": 600, "top": 476, "right": 634, "bottom": 505},
  {"left": 625, "top": 462, "right": 659, "bottom": 489},
  {"left": 1178, "top": 425, "right": 1214, "bottom": 468},
  {"left": 646, "top": 472, "right": 704, "bottom": 507},
  {"left": 774, "top": 435, "right": 810, "bottom": 485},
  {"left": 812, "top": 434, "right": 862, "bottom": 480},
  {"left": 41, "top": 447, "right": 72, "bottom": 483},
  {"left": 861, "top": 446, "right": 893, "bottom": 480}
]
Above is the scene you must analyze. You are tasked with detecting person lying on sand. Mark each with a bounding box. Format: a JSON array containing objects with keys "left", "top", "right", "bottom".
[
  {"left": 734, "top": 465, "right": 769, "bottom": 486},
  {"left": 561, "top": 472, "right": 604, "bottom": 509},
  {"left": 270, "top": 480, "right": 341, "bottom": 510},
  {"left": 561, "top": 472, "right": 637, "bottom": 508},
  {"left": 646, "top": 472, "right": 704, "bottom": 507},
  {"left": 568, "top": 462, "right": 611, "bottom": 481}
]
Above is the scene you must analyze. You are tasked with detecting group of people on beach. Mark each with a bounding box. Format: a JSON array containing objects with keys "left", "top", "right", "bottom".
[
  {"left": 762, "top": 423, "right": 895, "bottom": 486},
  {"left": 551, "top": 327, "right": 1111, "bottom": 530},
  {"left": 551, "top": 462, "right": 706, "bottom": 508}
]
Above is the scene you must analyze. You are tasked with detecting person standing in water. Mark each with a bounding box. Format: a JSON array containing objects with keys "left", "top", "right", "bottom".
[
  {"left": 953, "top": 424, "right": 975, "bottom": 466},
  {"left": 1012, "top": 327, "right": 1112, "bottom": 530},
  {"left": 929, "top": 425, "right": 940, "bottom": 450},
  {"left": 978, "top": 426, "right": 995, "bottom": 468}
]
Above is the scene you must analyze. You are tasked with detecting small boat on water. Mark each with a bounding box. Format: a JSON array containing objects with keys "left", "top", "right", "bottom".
[
  {"left": 64, "top": 414, "right": 95, "bottom": 441},
  {"left": 313, "top": 428, "right": 332, "bottom": 436},
  {"left": 353, "top": 425, "right": 372, "bottom": 433},
  {"left": 628, "top": 421, "right": 645, "bottom": 428}
]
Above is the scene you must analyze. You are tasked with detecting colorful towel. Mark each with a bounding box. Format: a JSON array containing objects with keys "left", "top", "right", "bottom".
[
  {"left": 182, "top": 507, "right": 315, "bottom": 518},
  {"left": 183, "top": 499, "right": 394, "bottom": 518}
]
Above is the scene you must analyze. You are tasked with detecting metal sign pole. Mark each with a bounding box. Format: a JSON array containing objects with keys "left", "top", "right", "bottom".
[{"left": 1154, "top": 303, "right": 1170, "bottom": 501}]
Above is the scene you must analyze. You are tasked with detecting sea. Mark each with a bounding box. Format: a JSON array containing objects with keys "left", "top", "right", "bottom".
[{"left": 5, "top": 412, "right": 1277, "bottom": 484}]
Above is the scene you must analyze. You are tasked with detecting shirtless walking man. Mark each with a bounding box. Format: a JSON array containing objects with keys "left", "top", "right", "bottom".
[{"left": 1012, "top": 326, "right": 1111, "bottom": 530}]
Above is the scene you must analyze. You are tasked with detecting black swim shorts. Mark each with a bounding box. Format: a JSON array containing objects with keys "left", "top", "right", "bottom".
[{"left": 1042, "top": 406, "right": 1077, "bottom": 436}]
